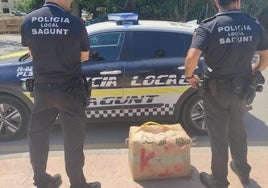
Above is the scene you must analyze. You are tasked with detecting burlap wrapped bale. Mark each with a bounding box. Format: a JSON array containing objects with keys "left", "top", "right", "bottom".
[{"left": 128, "top": 122, "right": 192, "bottom": 181}]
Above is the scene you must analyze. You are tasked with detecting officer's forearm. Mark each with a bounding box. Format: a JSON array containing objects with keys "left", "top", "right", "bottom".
[
  {"left": 81, "top": 51, "right": 89, "bottom": 62},
  {"left": 184, "top": 48, "right": 202, "bottom": 77},
  {"left": 255, "top": 50, "right": 268, "bottom": 72}
]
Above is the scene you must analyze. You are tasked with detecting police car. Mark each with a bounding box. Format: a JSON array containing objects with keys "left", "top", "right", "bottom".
[{"left": 0, "top": 13, "right": 204, "bottom": 141}]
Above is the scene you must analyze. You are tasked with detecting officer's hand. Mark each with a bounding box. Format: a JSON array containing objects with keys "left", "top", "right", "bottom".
[{"left": 186, "top": 75, "right": 200, "bottom": 89}]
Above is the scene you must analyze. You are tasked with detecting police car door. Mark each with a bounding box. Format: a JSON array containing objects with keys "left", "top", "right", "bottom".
[
  {"left": 82, "top": 31, "right": 125, "bottom": 120},
  {"left": 123, "top": 30, "right": 189, "bottom": 122}
]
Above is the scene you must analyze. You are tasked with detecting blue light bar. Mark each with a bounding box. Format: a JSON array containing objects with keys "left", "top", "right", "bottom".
[{"left": 107, "top": 13, "right": 138, "bottom": 22}]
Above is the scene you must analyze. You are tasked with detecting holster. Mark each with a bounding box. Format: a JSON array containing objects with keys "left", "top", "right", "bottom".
[
  {"left": 243, "top": 71, "right": 265, "bottom": 105},
  {"left": 80, "top": 75, "right": 92, "bottom": 106},
  {"left": 198, "top": 79, "right": 206, "bottom": 97},
  {"left": 230, "top": 77, "right": 244, "bottom": 95},
  {"left": 243, "top": 85, "right": 256, "bottom": 105},
  {"left": 22, "top": 78, "right": 34, "bottom": 92}
]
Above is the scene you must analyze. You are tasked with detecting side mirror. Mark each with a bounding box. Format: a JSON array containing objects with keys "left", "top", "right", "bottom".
[
  {"left": 19, "top": 53, "right": 30, "bottom": 62},
  {"left": 90, "top": 50, "right": 99, "bottom": 59},
  {"left": 90, "top": 50, "right": 105, "bottom": 61},
  {"left": 154, "top": 49, "right": 165, "bottom": 57}
]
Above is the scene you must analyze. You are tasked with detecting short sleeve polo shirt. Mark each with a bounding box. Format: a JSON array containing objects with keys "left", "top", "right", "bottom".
[
  {"left": 191, "top": 10, "right": 268, "bottom": 78},
  {"left": 21, "top": 2, "right": 90, "bottom": 83}
]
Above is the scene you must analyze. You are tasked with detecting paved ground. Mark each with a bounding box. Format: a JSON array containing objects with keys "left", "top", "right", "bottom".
[{"left": 1, "top": 147, "right": 268, "bottom": 188}]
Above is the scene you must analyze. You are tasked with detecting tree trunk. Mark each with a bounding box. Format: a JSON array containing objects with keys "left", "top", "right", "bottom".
[{"left": 71, "top": 1, "right": 80, "bottom": 17}]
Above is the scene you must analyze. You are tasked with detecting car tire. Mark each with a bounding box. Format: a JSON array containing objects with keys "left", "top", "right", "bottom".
[
  {"left": 181, "top": 93, "right": 207, "bottom": 135},
  {"left": 0, "top": 95, "right": 30, "bottom": 141}
]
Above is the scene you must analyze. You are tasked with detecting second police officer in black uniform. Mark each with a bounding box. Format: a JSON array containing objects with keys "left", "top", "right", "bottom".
[
  {"left": 21, "top": 0, "right": 100, "bottom": 188},
  {"left": 184, "top": 0, "right": 268, "bottom": 187}
]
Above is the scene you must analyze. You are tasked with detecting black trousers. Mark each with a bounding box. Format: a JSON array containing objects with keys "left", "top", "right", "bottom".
[
  {"left": 28, "top": 80, "right": 87, "bottom": 188},
  {"left": 203, "top": 90, "right": 251, "bottom": 186}
]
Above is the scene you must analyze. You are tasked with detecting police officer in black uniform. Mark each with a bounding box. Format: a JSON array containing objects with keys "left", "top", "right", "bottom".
[
  {"left": 21, "top": 0, "right": 100, "bottom": 188},
  {"left": 184, "top": 0, "right": 268, "bottom": 187}
]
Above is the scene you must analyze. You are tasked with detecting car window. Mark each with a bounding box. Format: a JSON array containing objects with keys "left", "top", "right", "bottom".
[
  {"left": 181, "top": 33, "right": 193, "bottom": 54},
  {"left": 89, "top": 32, "right": 125, "bottom": 61},
  {"left": 131, "top": 31, "right": 185, "bottom": 59}
]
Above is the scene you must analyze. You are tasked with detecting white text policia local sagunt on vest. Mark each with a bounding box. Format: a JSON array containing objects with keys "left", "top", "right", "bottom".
[
  {"left": 31, "top": 17, "right": 70, "bottom": 35},
  {"left": 218, "top": 24, "right": 253, "bottom": 44}
]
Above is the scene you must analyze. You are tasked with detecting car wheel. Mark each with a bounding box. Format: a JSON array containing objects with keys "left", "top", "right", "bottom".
[
  {"left": 181, "top": 93, "right": 207, "bottom": 135},
  {"left": 0, "top": 95, "right": 30, "bottom": 141}
]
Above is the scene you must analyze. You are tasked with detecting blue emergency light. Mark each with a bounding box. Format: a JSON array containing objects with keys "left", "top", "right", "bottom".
[{"left": 107, "top": 13, "right": 139, "bottom": 25}]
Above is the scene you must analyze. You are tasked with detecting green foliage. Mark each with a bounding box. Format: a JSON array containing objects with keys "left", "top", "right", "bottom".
[
  {"left": 111, "top": 0, "right": 217, "bottom": 22},
  {"left": 76, "top": 0, "right": 218, "bottom": 21},
  {"left": 241, "top": 0, "right": 268, "bottom": 17},
  {"left": 15, "top": 0, "right": 268, "bottom": 26},
  {"left": 15, "top": 0, "right": 44, "bottom": 13},
  {"left": 75, "top": 0, "right": 109, "bottom": 17}
]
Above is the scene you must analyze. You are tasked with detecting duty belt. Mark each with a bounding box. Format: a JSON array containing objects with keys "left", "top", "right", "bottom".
[
  {"left": 204, "top": 77, "right": 245, "bottom": 96},
  {"left": 206, "top": 79, "right": 231, "bottom": 89}
]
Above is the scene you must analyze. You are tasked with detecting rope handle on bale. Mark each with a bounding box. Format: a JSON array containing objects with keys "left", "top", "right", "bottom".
[
  {"left": 143, "top": 121, "right": 161, "bottom": 126},
  {"left": 136, "top": 121, "right": 170, "bottom": 133}
]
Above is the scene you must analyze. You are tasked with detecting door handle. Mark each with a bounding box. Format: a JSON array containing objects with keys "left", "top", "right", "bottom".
[
  {"left": 177, "top": 66, "right": 185, "bottom": 70},
  {"left": 177, "top": 66, "right": 199, "bottom": 70},
  {"left": 100, "top": 70, "right": 122, "bottom": 75}
]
